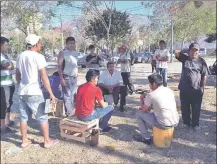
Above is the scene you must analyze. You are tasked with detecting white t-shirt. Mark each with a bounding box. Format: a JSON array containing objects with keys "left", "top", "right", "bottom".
[
  {"left": 98, "top": 70, "right": 123, "bottom": 86},
  {"left": 119, "top": 53, "right": 131, "bottom": 72},
  {"left": 154, "top": 49, "right": 170, "bottom": 68},
  {"left": 62, "top": 49, "right": 79, "bottom": 77},
  {"left": 144, "top": 86, "right": 179, "bottom": 126},
  {"left": 16, "top": 50, "right": 47, "bottom": 95}
]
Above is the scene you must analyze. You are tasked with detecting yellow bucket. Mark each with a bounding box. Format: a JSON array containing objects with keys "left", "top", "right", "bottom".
[{"left": 153, "top": 126, "right": 174, "bottom": 148}]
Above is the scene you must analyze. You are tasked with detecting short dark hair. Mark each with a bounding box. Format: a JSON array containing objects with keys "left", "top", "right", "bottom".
[
  {"left": 148, "top": 73, "right": 163, "bottom": 86},
  {"left": 89, "top": 45, "right": 95, "bottom": 50},
  {"left": 1, "top": 37, "right": 9, "bottom": 45},
  {"left": 159, "top": 40, "right": 166, "bottom": 45},
  {"left": 107, "top": 61, "right": 115, "bottom": 68},
  {"left": 66, "top": 37, "right": 75, "bottom": 43},
  {"left": 189, "top": 42, "right": 200, "bottom": 50},
  {"left": 85, "top": 70, "right": 99, "bottom": 82}
]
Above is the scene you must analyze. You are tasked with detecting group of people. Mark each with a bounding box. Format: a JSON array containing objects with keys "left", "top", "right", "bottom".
[{"left": 0, "top": 33, "right": 208, "bottom": 148}]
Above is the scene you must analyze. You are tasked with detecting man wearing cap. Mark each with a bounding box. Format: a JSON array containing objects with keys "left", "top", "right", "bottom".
[
  {"left": 58, "top": 37, "right": 79, "bottom": 117},
  {"left": 0, "top": 36, "right": 15, "bottom": 134},
  {"left": 154, "top": 40, "right": 170, "bottom": 87},
  {"left": 117, "top": 45, "right": 135, "bottom": 94},
  {"left": 175, "top": 42, "right": 208, "bottom": 130},
  {"left": 16, "top": 34, "right": 59, "bottom": 148},
  {"left": 75, "top": 70, "right": 114, "bottom": 133}
]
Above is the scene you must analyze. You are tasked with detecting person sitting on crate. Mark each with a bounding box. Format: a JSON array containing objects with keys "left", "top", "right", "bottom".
[
  {"left": 75, "top": 70, "right": 114, "bottom": 133},
  {"left": 133, "top": 73, "right": 179, "bottom": 145}
]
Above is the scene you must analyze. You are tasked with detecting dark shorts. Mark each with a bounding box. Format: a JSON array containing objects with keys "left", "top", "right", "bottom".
[{"left": 0, "top": 85, "right": 15, "bottom": 119}]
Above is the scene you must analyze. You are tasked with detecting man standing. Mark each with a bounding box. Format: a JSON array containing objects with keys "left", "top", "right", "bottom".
[
  {"left": 0, "top": 37, "right": 15, "bottom": 134},
  {"left": 85, "top": 45, "right": 102, "bottom": 74},
  {"left": 117, "top": 45, "right": 135, "bottom": 94},
  {"left": 134, "top": 74, "right": 179, "bottom": 145},
  {"left": 16, "top": 34, "right": 58, "bottom": 148},
  {"left": 98, "top": 62, "right": 127, "bottom": 112},
  {"left": 58, "top": 37, "right": 79, "bottom": 117},
  {"left": 175, "top": 43, "right": 208, "bottom": 130},
  {"left": 75, "top": 70, "right": 114, "bottom": 132},
  {"left": 154, "top": 40, "right": 170, "bottom": 87}
]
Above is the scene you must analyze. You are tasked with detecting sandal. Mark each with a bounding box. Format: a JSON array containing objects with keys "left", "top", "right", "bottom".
[
  {"left": 44, "top": 139, "right": 59, "bottom": 149},
  {"left": 21, "top": 139, "right": 33, "bottom": 148}
]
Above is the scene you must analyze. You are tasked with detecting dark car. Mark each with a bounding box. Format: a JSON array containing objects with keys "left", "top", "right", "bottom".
[
  {"left": 134, "top": 53, "right": 146, "bottom": 63},
  {"left": 143, "top": 52, "right": 154, "bottom": 63},
  {"left": 209, "top": 60, "right": 216, "bottom": 75}
]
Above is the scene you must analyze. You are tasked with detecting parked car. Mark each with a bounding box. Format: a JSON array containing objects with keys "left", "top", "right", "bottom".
[
  {"left": 209, "top": 60, "right": 216, "bottom": 75},
  {"left": 111, "top": 53, "right": 120, "bottom": 64},
  {"left": 77, "top": 53, "right": 88, "bottom": 68},
  {"left": 134, "top": 53, "right": 146, "bottom": 63},
  {"left": 143, "top": 52, "right": 154, "bottom": 63}
]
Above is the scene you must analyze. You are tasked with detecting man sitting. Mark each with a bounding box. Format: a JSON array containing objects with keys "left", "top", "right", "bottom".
[
  {"left": 134, "top": 73, "right": 179, "bottom": 145},
  {"left": 98, "top": 62, "right": 128, "bottom": 112},
  {"left": 75, "top": 70, "right": 114, "bottom": 133}
]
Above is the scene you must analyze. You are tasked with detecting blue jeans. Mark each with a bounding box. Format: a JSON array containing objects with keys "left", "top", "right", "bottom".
[
  {"left": 62, "top": 75, "right": 77, "bottom": 116},
  {"left": 156, "top": 68, "right": 167, "bottom": 87},
  {"left": 19, "top": 95, "right": 48, "bottom": 122},
  {"left": 77, "top": 105, "right": 114, "bottom": 130}
]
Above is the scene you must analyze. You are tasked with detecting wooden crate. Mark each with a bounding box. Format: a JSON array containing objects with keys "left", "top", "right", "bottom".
[
  {"left": 59, "top": 116, "right": 99, "bottom": 143},
  {"left": 45, "top": 99, "right": 65, "bottom": 117}
]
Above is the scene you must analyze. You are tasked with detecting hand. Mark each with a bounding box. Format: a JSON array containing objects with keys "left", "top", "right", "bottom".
[
  {"left": 61, "top": 79, "right": 66, "bottom": 87},
  {"left": 50, "top": 94, "right": 57, "bottom": 107}
]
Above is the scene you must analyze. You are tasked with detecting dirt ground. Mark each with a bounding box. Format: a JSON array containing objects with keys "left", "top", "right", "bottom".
[{"left": 1, "top": 62, "right": 216, "bottom": 164}]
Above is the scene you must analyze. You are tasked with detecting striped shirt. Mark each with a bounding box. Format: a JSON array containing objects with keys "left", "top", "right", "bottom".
[{"left": 0, "top": 53, "right": 13, "bottom": 86}]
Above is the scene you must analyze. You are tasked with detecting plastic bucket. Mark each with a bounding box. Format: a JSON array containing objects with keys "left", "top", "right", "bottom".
[{"left": 153, "top": 126, "right": 174, "bottom": 148}]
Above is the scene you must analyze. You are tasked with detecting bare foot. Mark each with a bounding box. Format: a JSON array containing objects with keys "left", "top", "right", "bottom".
[
  {"left": 21, "top": 139, "right": 33, "bottom": 148},
  {"left": 44, "top": 139, "right": 59, "bottom": 149}
]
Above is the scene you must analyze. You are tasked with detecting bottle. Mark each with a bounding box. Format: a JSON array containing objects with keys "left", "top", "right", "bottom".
[{"left": 90, "top": 129, "right": 99, "bottom": 146}]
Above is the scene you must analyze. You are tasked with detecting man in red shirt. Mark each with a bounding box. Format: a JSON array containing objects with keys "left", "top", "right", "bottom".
[{"left": 75, "top": 70, "right": 114, "bottom": 132}]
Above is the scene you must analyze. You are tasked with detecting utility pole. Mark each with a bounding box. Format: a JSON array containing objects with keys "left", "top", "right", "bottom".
[
  {"left": 170, "top": 14, "right": 174, "bottom": 63},
  {"left": 60, "top": 14, "right": 64, "bottom": 49}
]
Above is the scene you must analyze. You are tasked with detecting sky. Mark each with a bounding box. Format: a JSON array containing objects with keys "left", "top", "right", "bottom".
[{"left": 50, "top": 1, "right": 153, "bottom": 27}]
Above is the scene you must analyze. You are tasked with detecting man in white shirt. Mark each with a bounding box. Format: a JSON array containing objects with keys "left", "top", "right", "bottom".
[
  {"left": 98, "top": 62, "right": 127, "bottom": 112},
  {"left": 154, "top": 40, "right": 170, "bottom": 87},
  {"left": 134, "top": 73, "right": 179, "bottom": 145},
  {"left": 16, "top": 34, "right": 59, "bottom": 148},
  {"left": 58, "top": 37, "right": 79, "bottom": 117},
  {"left": 117, "top": 45, "right": 135, "bottom": 94}
]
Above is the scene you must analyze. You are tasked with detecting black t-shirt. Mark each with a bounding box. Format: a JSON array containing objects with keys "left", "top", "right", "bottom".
[
  {"left": 176, "top": 54, "right": 208, "bottom": 92},
  {"left": 86, "top": 55, "right": 101, "bottom": 65}
]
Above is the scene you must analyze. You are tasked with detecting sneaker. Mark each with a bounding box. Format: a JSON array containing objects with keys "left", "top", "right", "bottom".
[
  {"left": 192, "top": 126, "right": 200, "bottom": 131},
  {"left": 133, "top": 134, "right": 152, "bottom": 145},
  {"left": 119, "top": 106, "right": 125, "bottom": 112},
  {"left": 181, "top": 123, "right": 191, "bottom": 128},
  {"left": 101, "top": 126, "right": 112, "bottom": 133}
]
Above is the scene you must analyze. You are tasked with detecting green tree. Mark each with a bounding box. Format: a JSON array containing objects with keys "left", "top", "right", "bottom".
[
  {"left": 172, "top": 2, "right": 216, "bottom": 48},
  {"left": 205, "top": 33, "right": 216, "bottom": 43},
  {"left": 85, "top": 9, "right": 131, "bottom": 53},
  {"left": 1, "top": 1, "right": 54, "bottom": 35}
]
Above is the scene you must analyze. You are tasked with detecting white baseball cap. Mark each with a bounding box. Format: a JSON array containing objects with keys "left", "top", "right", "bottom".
[{"left": 26, "top": 34, "right": 41, "bottom": 46}]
